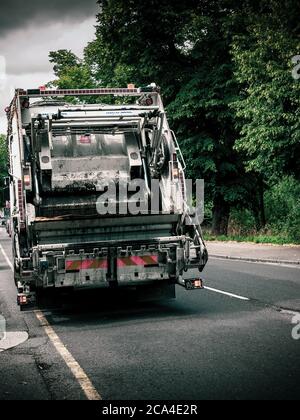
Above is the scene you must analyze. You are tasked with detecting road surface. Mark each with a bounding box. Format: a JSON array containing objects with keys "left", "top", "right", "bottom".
[{"left": 0, "top": 228, "right": 299, "bottom": 400}]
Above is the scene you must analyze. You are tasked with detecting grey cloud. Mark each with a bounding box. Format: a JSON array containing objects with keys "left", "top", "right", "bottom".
[
  {"left": 0, "top": 1, "right": 99, "bottom": 133},
  {"left": 0, "top": 0, "right": 99, "bottom": 35},
  {"left": 0, "top": 17, "right": 97, "bottom": 75}
]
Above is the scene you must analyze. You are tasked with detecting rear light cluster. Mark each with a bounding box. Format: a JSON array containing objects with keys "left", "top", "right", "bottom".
[
  {"left": 185, "top": 279, "right": 204, "bottom": 290},
  {"left": 17, "top": 294, "right": 27, "bottom": 306},
  {"left": 79, "top": 135, "right": 92, "bottom": 144},
  {"left": 171, "top": 154, "right": 180, "bottom": 181},
  {"left": 23, "top": 166, "right": 32, "bottom": 191}
]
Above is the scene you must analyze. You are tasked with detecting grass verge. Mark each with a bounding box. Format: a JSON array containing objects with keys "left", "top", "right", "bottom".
[{"left": 204, "top": 233, "right": 300, "bottom": 246}]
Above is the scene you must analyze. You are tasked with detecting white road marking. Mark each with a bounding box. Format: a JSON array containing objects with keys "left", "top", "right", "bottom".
[
  {"left": 0, "top": 244, "right": 14, "bottom": 271},
  {"left": 204, "top": 286, "right": 250, "bottom": 301},
  {"left": 35, "top": 310, "right": 102, "bottom": 401},
  {"left": 0, "top": 332, "right": 29, "bottom": 352},
  {"left": 1, "top": 242, "right": 101, "bottom": 400}
]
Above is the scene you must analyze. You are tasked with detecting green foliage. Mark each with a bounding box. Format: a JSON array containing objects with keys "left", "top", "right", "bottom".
[
  {"left": 265, "top": 177, "right": 300, "bottom": 242},
  {"left": 84, "top": 0, "right": 196, "bottom": 99},
  {"left": 47, "top": 0, "right": 300, "bottom": 238},
  {"left": 48, "top": 49, "right": 95, "bottom": 97},
  {"left": 204, "top": 233, "right": 298, "bottom": 245},
  {"left": 204, "top": 177, "right": 300, "bottom": 244},
  {"left": 231, "top": 1, "right": 300, "bottom": 178},
  {"left": 49, "top": 50, "right": 80, "bottom": 78},
  {"left": 167, "top": 3, "right": 256, "bottom": 225},
  {"left": 228, "top": 208, "right": 257, "bottom": 236}
]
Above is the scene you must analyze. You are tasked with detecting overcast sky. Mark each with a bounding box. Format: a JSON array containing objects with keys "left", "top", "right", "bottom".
[{"left": 0, "top": 0, "right": 99, "bottom": 133}]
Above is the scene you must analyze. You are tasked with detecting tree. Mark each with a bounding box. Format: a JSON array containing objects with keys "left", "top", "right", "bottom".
[
  {"left": 167, "top": 2, "right": 257, "bottom": 235},
  {"left": 84, "top": 0, "right": 199, "bottom": 100},
  {"left": 47, "top": 0, "right": 300, "bottom": 236},
  {"left": 49, "top": 49, "right": 94, "bottom": 90},
  {"left": 231, "top": 0, "right": 300, "bottom": 180},
  {"left": 48, "top": 0, "right": 257, "bottom": 235}
]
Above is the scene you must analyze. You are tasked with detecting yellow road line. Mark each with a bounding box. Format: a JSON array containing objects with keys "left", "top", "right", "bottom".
[
  {"left": 1, "top": 241, "right": 102, "bottom": 399},
  {"left": 35, "top": 310, "right": 102, "bottom": 400}
]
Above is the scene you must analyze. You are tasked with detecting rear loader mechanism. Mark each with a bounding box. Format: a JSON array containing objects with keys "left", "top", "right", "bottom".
[{"left": 6, "top": 85, "right": 208, "bottom": 309}]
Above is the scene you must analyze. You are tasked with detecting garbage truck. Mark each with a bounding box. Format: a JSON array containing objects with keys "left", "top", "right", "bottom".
[{"left": 5, "top": 85, "right": 208, "bottom": 309}]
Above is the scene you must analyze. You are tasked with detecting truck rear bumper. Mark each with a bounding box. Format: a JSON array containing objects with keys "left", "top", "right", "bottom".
[
  {"left": 19, "top": 214, "right": 207, "bottom": 291},
  {"left": 31, "top": 236, "right": 185, "bottom": 290}
]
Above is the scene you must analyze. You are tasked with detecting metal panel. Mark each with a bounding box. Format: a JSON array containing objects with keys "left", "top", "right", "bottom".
[{"left": 33, "top": 214, "right": 181, "bottom": 231}]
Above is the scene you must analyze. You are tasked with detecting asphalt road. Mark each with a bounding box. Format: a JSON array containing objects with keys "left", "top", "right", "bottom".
[{"left": 0, "top": 228, "right": 300, "bottom": 401}]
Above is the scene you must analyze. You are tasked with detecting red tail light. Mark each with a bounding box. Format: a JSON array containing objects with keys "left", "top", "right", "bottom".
[
  {"left": 146, "top": 97, "right": 153, "bottom": 106},
  {"left": 80, "top": 135, "right": 91, "bottom": 144}
]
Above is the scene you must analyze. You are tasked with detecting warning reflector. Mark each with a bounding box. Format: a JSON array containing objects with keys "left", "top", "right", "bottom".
[{"left": 80, "top": 135, "right": 92, "bottom": 144}]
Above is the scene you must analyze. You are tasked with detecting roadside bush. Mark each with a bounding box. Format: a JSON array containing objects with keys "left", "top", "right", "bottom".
[
  {"left": 265, "top": 177, "right": 300, "bottom": 242},
  {"left": 285, "top": 202, "right": 300, "bottom": 242},
  {"left": 204, "top": 176, "right": 300, "bottom": 244},
  {"left": 228, "top": 208, "right": 257, "bottom": 236}
]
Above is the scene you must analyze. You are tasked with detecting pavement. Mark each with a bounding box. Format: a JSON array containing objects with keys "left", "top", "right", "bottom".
[
  {"left": 0, "top": 227, "right": 300, "bottom": 400},
  {"left": 207, "top": 241, "right": 300, "bottom": 265}
]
